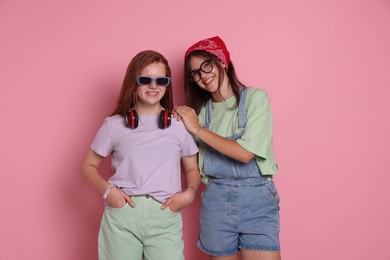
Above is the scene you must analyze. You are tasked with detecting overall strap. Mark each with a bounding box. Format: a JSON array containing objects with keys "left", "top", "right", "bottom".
[
  {"left": 204, "top": 99, "right": 212, "bottom": 129},
  {"left": 204, "top": 87, "right": 248, "bottom": 129},
  {"left": 237, "top": 87, "right": 248, "bottom": 129}
]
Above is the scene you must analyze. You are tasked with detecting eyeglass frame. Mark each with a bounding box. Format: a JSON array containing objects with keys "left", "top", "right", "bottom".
[
  {"left": 189, "top": 59, "right": 213, "bottom": 83},
  {"left": 136, "top": 76, "right": 171, "bottom": 87}
]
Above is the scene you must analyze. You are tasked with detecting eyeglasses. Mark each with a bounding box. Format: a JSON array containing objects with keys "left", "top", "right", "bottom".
[
  {"left": 136, "top": 76, "right": 171, "bottom": 87},
  {"left": 189, "top": 59, "right": 213, "bottom": 83}
]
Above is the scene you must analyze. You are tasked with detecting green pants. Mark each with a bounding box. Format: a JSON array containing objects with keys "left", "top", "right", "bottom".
[{"left": 98, "top": 196, "right": 184, "bottom": 260}]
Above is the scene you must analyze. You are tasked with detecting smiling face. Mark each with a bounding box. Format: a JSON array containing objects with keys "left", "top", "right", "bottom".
[
  {"left": 188, "top": 55, "right": 233, "bottom": 102},
  {"left": 189, "top": 56, "right": 220, "bottom": 93},
  {"left": 136, "top": 62, "right": 167, "bottom": 113}
]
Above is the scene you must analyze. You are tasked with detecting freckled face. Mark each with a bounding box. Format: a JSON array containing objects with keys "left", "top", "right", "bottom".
[{"left": 136, "top": 62, "right": 167, "bottom": 107}]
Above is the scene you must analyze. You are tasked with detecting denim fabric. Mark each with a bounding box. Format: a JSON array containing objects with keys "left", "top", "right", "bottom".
[
  {"left": 204, "top": 133, "right": 260, "bottom": 179},
  {"left": 198, "top": 88, "right": 280, "bottom": 256},
  {"left": 198, "top": 177, "right": 280, "bottom": 256}
]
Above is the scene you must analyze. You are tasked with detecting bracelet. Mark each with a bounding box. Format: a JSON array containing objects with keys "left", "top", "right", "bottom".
[
  {"left": 187, "top": 186, "right": 198, "bottom": 193},
  {"left": 195, "top": 127, "right": 202, "bottom": 138},
  {"left": 103, "top": 184, "right": 116, "bottom": 200}
]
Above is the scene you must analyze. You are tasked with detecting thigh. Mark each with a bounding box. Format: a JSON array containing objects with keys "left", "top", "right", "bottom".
[
  {"left": 198, "top": 182, "right": 239, "bottom": 257},
  {"left": 238, "top": 181, "right": 280, "bottom": 251},
  {"left": 98, "top": 204, "right": 143, "bottom": 260},
  {"left": 143, "top": 199, "right": 184, "bottom": 260},
  {"left": 210, "top": 255, "right": 238, "bottom": 260},
  {"left": 240, "top": 249, "right": 281, "bottom": 260}
]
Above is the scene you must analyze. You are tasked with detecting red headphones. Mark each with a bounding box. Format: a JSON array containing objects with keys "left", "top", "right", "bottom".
[{"left": 125, "top": 109, "right": 171, "bottom": 129}]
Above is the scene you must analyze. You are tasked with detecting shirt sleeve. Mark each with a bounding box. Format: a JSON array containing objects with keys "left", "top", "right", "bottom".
[
  {"left": 181, "top": 128, "right": 199, "bottom": 157},
  {"left": 90, "top": 119, "right": 114, "bottom": 157},
  {"left": 236, "top": 89, "right": 274, "bottom": 159}
]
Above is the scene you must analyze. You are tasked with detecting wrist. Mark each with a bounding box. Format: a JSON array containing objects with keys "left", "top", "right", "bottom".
[
  {"left": 186, "top": 186, "right": 198, "bottom": 195},
  {"left": 103, "top": 184, "right": 116, "bottom": 200},
  {"left": 195, "top": 127, "right": 202, "bottom": 138}
]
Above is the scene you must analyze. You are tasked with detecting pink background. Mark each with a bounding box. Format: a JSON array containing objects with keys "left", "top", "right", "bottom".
[{"left": 1, "top": 0, "right": 390, "bottom": 259}]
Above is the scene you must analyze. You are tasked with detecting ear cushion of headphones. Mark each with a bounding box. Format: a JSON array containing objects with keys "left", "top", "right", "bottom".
[
  {"left": 126, "top": 109, "right": 170, "bottom": 129},
  {"left": 126, "top": 109, "right": 139, "bottom": 129},
  {"left": 159, "top": 110, "right": 171, "bottom": 129}
]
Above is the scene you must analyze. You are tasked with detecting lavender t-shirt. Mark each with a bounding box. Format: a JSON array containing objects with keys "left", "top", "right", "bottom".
[{"left": 91, "top": 114, "right": 198, "bottom": 202}]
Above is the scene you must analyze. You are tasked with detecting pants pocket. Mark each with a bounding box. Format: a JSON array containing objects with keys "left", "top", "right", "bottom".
[{"left": 262, "top": 180, "right": 280, "bottom": 209}]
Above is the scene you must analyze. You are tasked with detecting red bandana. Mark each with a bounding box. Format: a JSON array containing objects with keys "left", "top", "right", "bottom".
[{"left": 185, "top": 36, "right": 230, "bottom": 69}]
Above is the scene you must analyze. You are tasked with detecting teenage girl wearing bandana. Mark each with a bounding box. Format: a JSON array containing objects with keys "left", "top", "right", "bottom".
[
  {"left": 174, "top": 37, "right": 281, "bottom": 260},
  {"left": 80, "top": 50, "right": 200, "bottom": 260}
]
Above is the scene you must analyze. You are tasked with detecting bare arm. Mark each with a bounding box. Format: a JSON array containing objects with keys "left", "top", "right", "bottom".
[
  {"left": 161, "top": 154, "right": 201, "bottom": 211},
  {"left": 79, "top": 149, "right": 135, "bottom": 207},
  {"left": 181, "top": 154, "right": 201, "bottom": 194},
  {"left": 174, "top": 106, "right": 254, "bottom": 163}
]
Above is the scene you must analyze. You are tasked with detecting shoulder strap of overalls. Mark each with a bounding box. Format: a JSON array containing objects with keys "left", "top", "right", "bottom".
[
  {"left": 204, "top": 87, "right": 248, "bottom": 130},
  {"left": 204, "top": 99, "right": 212, "bottom": 129},
  {"left": 237, "top": 87, "right": 248, "bottom": 129}
]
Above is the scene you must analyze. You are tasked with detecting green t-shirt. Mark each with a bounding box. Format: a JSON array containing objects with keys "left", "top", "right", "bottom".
[{"left": 197, "top": 87, "right": 278, "bottom": 183}]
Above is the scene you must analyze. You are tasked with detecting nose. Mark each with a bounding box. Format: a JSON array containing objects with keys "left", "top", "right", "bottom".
[{"left": 148, "top": 81, "right": 158, "bottom": 88}]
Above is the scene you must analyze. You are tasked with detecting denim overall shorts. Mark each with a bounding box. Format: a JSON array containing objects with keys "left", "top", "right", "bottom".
[{"left": 197, "top": 88, "right": 281, "bottom": 256}]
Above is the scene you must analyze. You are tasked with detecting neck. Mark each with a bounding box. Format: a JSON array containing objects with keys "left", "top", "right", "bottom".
[
  {"left": 134, "top": 103, "right": 163, "bottom": 115},
  {"left": 211, "top": 80, "right": 234, "bottom": 102}
]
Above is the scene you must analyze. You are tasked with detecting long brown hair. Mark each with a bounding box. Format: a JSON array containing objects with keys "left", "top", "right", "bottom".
[
  {"left": 111, "top": 50, "right": 173, "bottom": 116},
  {"left": 184, "top": 50, "right": 244, "bottom": 114}
]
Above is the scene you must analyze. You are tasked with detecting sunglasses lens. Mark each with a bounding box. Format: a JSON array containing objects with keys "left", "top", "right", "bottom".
[
  {"left": 156, "top": 77, "right": 170, "bottom": 86},
  {"left": 137, "top": 76, "right": 152, "bottom": 85}
]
